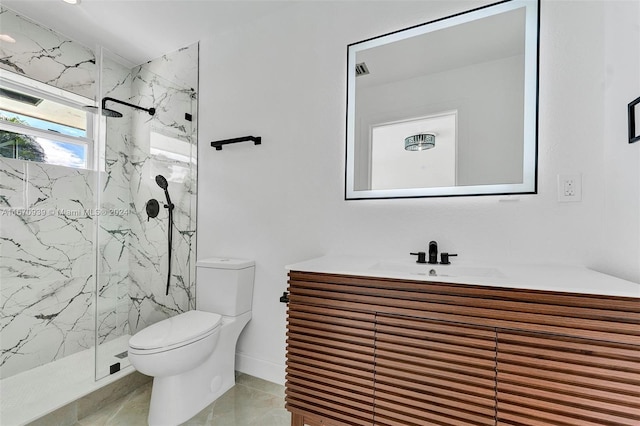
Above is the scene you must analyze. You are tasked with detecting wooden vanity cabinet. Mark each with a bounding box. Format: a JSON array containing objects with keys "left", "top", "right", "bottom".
[{"left": 285, "top": 271, "right": 640, "bottom": 426}]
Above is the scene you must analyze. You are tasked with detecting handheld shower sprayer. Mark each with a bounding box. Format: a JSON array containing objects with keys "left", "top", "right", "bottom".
[
  {"left": 155, "top": 175, "right": 168, "bottom": 189},
  {"left": 145, "top": 174, "right": 174, "bottom": 295},
  {"left": 155, "top": 175, "right": 173, "bottom": 206}
]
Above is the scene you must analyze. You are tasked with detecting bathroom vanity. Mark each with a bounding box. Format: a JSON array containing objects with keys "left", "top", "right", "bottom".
[{"left": 284, "top": 256, "right": 640, "bottom": 426}]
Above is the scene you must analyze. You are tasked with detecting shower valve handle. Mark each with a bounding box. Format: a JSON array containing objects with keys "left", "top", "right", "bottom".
[{"left": 146, "top": 199, "right": 160, "bottom": 221}]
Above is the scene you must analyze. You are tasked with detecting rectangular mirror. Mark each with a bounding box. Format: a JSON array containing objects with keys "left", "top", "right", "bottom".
[{"left": 345, "top": 0, "right": 539, "bottom": 199}]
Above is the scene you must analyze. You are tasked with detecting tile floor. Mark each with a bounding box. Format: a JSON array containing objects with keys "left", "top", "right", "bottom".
[{"left": 75, "top": 374, "right": 290, "bottom": 426}]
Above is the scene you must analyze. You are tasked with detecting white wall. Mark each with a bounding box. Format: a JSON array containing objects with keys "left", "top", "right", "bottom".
[
  {"left": 197, "top": 0, "right": 640, "bottom": 385},
  {"left": 599, "top": 1, "right": 640, "bottom": 282}
]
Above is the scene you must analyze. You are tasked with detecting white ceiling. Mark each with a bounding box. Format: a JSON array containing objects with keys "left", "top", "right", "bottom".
[
  {"left": 356, "top": 6, "right": 525, "bottom": 89},
  {"left": 1, "top": 0, "right": 294, "bottom": 67}
]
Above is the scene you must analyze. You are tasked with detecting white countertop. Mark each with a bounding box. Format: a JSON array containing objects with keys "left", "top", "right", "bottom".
[{"left": 286, "top": 255, "right": 640, "bottom": 298}]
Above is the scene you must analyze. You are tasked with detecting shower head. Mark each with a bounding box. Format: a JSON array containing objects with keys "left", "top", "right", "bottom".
[
  {"left": 155, "top": 175, "right": 168, "bottom": 190},
  {"left": 82, "top": 97, "right": 155, "bottom": 118},
  {"left": 82, "top": 105, "right": 123, "bottom": 118}
]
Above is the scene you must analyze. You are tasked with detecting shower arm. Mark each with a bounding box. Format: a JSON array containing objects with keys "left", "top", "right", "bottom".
[{"left": 102, "top": 97, "right": 156, "bottom": 116}]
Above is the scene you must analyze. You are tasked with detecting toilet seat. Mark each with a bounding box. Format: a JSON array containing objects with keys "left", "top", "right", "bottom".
[{"left": 128, "top": 310, "right": 222, "bottom": 355}]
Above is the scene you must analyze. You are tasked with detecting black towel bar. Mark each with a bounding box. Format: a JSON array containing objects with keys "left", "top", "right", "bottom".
[{"left": 211, "top": 135, "right": 261, "bottom": 150}]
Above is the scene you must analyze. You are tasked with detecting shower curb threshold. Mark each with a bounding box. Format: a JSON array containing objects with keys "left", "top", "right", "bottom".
[{"left": 1, "top": 335, "right": 141, "bottom": 426}]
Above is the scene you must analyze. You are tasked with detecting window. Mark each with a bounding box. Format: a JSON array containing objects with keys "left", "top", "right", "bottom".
[{"left": 0, "top": 71, "right": 94, "bottom": 169}]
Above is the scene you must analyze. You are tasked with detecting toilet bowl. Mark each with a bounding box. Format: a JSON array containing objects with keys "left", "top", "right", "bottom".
[{"left": 127, "top": 257, "right": 254, "bottom": 426}]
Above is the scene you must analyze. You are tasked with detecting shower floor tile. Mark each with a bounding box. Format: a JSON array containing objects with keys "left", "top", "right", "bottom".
[{"left": 75, "top": 373, "right": 290, "bottom": 426}]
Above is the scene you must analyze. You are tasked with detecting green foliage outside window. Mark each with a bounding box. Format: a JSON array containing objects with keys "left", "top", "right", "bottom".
[{"left": 0, "top": 115, "right": 46, "bottom": 162}]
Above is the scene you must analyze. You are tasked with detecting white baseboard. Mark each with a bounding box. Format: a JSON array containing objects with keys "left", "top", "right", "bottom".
[{"left": 235, "top": 352, "right": 286, "bottom": 386}]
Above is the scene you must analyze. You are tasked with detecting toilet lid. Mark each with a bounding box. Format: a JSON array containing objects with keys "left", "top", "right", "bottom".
[{"left": 129, "top": 310, "right": 222, "bottom": 351}]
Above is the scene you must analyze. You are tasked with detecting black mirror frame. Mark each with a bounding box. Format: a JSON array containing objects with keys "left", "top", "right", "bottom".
[
  {"left": 628, "top": 95, "right": 640, "bottom": 144},
  {"left": 344, "top": 0, "right": 540, "bottom": 200}
]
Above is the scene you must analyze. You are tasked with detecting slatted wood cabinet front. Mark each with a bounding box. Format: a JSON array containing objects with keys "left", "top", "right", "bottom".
[{"left": 285, "top": 271, "right": 640, "bottom": 426}]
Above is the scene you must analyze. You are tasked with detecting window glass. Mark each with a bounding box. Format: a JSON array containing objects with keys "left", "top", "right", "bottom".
[
  {"left": 0, "top": 129, "right": 45, "bottom": 163},
  {"left": 1, "top": 110, "right": 87, "bottom": 138},
  {"left": 0, "top": 128, "right": 87, "bottom": 169},
  {"left": 0, "top": 82, "right": 92, "bottom": 169}
]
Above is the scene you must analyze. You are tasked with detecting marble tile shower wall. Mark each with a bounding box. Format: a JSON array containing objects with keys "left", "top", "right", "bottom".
[
  {"left": 126, "top": 44, "right": 198, "bottom": 334},
  {"left": 0, "top": 7, "right": 198, "bottom": 379},
  {"left": 0, "top": 158, "right": 97, "bottom": 379},
  {"left": 0, "top": 7, "right": 95, "bottom": 98}
]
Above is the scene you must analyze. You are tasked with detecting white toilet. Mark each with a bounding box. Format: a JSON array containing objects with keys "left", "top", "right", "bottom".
[{"left": 128, "top": 257, "right": 254, "bottom": 426}]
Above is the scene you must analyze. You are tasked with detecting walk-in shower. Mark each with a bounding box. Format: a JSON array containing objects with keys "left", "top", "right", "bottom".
[
  {"left": 0, "top": 7, "right": 198, "bottom": 423},
  {"left": 95, "top": 45, "right": 198, "bottom": 384}
]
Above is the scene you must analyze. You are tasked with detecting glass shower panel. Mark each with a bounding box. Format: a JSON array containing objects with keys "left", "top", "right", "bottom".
[
  {"left": 94, "top": 44, "right": 198, "bottom": 380},
  {"left": 0, "top": 5, "right": 98, "bottom": 384},
  {"left": 94, "top": 47, "right": 136, "bottom": 379}
]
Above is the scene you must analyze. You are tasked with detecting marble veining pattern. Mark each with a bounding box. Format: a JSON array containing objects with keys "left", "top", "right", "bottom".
[
  {"left": 94, "top": 44, "right": 198, "bottom": 371},
  {"left": 95, "top": 53, "right": 135, "bottom": 368},
  {"left": 0, "top": 6, "right": 96, "bottom": 98},
  {"left": 125, "top": 43, "right": 198, "bottom": 335},
  {"left": 1, "top": 158, "right": 96, "bottom": 378},
  {"left": 1, "top": 7, "right": 101, "bottom": 379}
]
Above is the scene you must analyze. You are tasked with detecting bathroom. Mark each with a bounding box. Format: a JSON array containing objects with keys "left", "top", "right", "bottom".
[{"left": 1, "top": 0, "right": 639, "bottom": 425}]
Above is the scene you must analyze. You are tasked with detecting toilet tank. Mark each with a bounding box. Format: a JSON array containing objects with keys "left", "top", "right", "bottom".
[{"left": 195, "top": 257, "right": 255, "bottom": 316}]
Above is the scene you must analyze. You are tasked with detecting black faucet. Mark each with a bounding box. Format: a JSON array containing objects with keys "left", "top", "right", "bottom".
[{"left": 428, "top": 241, "right": 438, "bottom": 264}]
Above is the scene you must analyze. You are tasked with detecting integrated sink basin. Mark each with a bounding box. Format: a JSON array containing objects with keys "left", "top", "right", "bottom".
[{"left": 369, "top": 261, "right": 505, "bottom": 278}]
